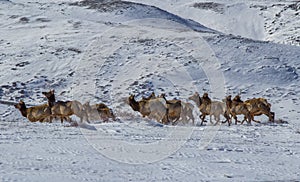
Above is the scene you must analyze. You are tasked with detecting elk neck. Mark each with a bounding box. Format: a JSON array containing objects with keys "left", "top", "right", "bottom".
[
  {"left": 47, "top": 94, "right": 56, "bottom": 107},
  {"left": 129, "top": 97, "right": 140, "bottom": 111},
  {"left": 19, "top": 103, "right": 28, "bottom": 117}
]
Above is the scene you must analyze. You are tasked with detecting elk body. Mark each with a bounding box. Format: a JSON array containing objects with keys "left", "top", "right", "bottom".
[
  {"left": 243, "top": 98, "right": 275, "bottom": 123},
  {"left": 128, "top": 94, "right": 169, "bottom": 124},
  {"left": 158, "top": 93, "right": 195, "bottom": 125},
  {"left": 83, "top": 102, "right": 116, "bottom": 122},
  {"left": 189, "top": 92, "right": 230, "bottom": 126},
  {"left": 42, "top": 90, "right": 88, "bottom": 123},
  {"left": 225, "top": 95, "right": 252, "bottom": 125},
  {"left": 14, "top": 100, "right": 52, "bottom": 122}
]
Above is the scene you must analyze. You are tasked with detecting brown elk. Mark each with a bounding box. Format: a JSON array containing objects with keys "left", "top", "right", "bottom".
[
  {"left": 225, "top": 95, "right": 252, "bottom": 125},
  {"left": 14, "top": 100, "right": 52, "bottom": 122},
  {"left": 189, "top": 92, "right": 229, "bottom": 126},
  {"left": 242, "top": 97, "right": 275, "bottom": 123},
  {"left": 158, "top": 93, "right": 181, "bottom": 124},
  {"left": 159, "top": 93, "right": 195, "bottom": 125},
  {"left": 83, "top": 101, "right": 116, "bottom": 122},
  {"left": 128, "top": 94, "right": 169, "bottom": 124},
  {"left": 42, "top": 90, "right": 88, "bottom": 123}
]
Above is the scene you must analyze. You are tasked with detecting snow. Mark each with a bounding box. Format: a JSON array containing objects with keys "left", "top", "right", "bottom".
[{"left": 0, "top": 0, "right": 300, "bottom": 181}]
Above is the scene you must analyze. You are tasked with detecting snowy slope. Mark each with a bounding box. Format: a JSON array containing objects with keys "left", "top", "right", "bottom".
[
  {"left": 0, "top": 0, "right": 300, "bottom": 181},
  {"left": 129, "top": 0, "right": 299, "bottom": 45}
]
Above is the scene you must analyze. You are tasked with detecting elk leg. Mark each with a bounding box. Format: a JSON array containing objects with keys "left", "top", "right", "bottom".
[
  {"left": 210, "top": 115, "right": 213, "bottom": 124},
  {"left": 172, "top": 119, "right": 179, "bottom": 126},
  {"left": 110, "top": 110, "right": 117, "bottom": 121},
  {"left": 252, "top": 119, "right": 261, "bottom": 123},
  {"left": 181, "top": 115, "right": 188, "bottom": 125},
  {"left": 162, "top": 112, "right": 169, "bottom": 125},
  {"left": 83, "top": 112, "right": 90, "bottom": 123},
  {"left": 49, "top": 116, "right": 53, "bottom": 123},
  {"left": 241, "top": 117, "right": 251, "bottom": 125},
  {"left": 233, "top": 115, "right": 238, "bottom": 125},
  {"left": 191, "top": 115, "right": 195, "bottom": 125},
  {"left": 241, "top": 116, "right": 247, "bottom": 125},
  {"left": 214, "top": 115, "right": 220, "bottom": 126},
  {"left": 269, "top": 112, "right": 275, "bottom": 122},
  {"left": 103, "top": 117, "right": 109, "bottom": 122},
  {"left": 174, "top": 116, "right": 180, "bottom": 125},
  {"left": 223, "top": 112, "right": 231, "bottom": 126},
  {"left": 228, "top": 118, "right": 231, "bottom": 126},
  {"left": 199, "top": 114, "right": 205, "bottom": 126},
  {"left": 246, "top": 114, "right": 252, "bottom": 125}
]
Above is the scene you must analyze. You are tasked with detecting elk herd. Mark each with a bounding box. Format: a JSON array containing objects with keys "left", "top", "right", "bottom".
[
  {"left": 128, "top": 92, "right": 274, "bottom": 126},
  {"left": 14, "top": 90, "right": 116, "bottom": 125},
  {"left": 14, "top": 89, "right": 275, "bottom": 127}
]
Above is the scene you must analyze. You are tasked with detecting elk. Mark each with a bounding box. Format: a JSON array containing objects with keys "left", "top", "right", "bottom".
[
  {"left": 158, "top": 93, "right": 195, "bottom": 125},
  {"left": 180, "top": 102, "right": 195, "bottom": 125},
  {"left": 225, "top": 95, "right": 252, "bottom": 125},
  {"left": 189, "top": 92, "right": 229, "bottom": 126},
  {"left": 83, "top": 101, "right": 116, "bottom": 122},
  {"left": 14, "top": 100, "right": 52, "bottom": 122},
  {"left": 42, "top": 90, "right": 88, "bottom": 123},
  {"left": 128, "top": 94, "right": 169, "bottom": 124},
  {"left": 242, "top": 97, "right": 275, "bottom": 123}
]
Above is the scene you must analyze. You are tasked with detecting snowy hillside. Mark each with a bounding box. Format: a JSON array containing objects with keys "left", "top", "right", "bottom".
[
  {"left": 129, "top": 0, "right": 300, "bottom": 45},
  {"left": 0, "top": 0, "right": 300, "bottom": 181}
]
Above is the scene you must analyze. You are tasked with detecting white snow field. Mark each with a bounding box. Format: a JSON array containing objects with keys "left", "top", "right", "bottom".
[{"left": 0, "top": 0, "right": 300, "bottom": 181}]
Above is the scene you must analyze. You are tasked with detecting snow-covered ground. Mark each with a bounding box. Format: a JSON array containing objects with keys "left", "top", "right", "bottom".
[{"left": 0, "top": 0, "right": 300, "bottom": 181}]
